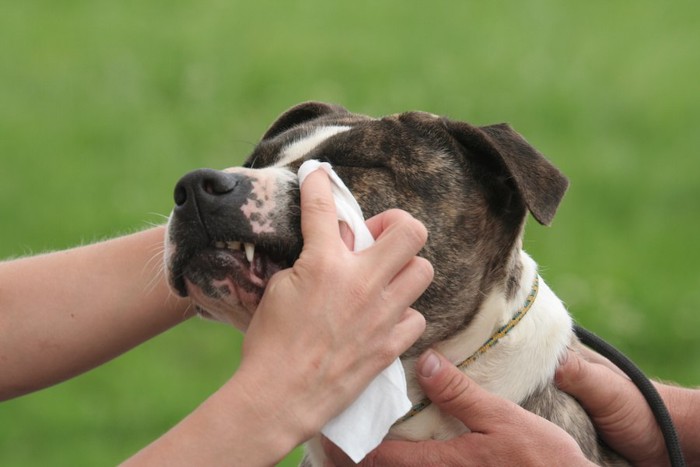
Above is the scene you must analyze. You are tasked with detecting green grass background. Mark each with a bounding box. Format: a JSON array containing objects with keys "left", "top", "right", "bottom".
[{"left": 1, "top": 0, "right": 699, "bottom": 465}]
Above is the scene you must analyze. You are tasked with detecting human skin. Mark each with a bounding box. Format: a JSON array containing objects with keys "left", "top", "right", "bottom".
[
  {"left": 326, "top": 349, "right": 593, "bottom": 467},
  {"left": 327, "top": 347, "right": 700, "bottom": 467},
  {"left": 1, "top": 169, "right": 433, "bottom": 466},
  {"left": 0, "top": 226, "right": 192, "bottom": 401},
  {"left": 555, "top": 347, "right": 700, "bottom": 467}
]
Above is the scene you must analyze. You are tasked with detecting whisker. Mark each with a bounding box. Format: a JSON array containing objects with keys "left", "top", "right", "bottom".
[
  {"left": 142, "top": 244, "right": 167, "bottom": 295},
  {"left": 183, "top": 301, "right": 195, "bottom": 320},
  {"left": 248, "top": 154, "right": 259, "bottom": 169}
]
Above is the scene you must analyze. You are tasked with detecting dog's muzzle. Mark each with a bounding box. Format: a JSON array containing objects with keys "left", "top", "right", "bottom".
[{"left": 166, "top": 168, "right": 300, "bottom": 308}]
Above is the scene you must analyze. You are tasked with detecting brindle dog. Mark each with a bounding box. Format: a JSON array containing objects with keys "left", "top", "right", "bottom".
[{"left": 164, "top": 102, "right": 627, "bottom": 466}]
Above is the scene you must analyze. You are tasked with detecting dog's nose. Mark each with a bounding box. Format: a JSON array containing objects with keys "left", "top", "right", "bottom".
[{"left": 173, "top": 169, "right": 252, "bottom": 217}]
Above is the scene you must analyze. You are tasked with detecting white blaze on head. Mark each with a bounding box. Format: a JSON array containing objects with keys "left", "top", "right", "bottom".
[{"left": 274, "top": 125, "right": 351, "bottom": 167}]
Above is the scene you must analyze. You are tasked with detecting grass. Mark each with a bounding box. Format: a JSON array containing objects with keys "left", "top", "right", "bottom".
[{"left": 1, "top": 0, "right": 699, "bottom": 465}]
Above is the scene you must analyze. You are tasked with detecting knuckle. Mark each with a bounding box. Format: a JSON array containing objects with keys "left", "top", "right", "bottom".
[
  {"left": 304, "top": 193, "right": 336, "bottom": 216},
  {"left": 377, "top": 341, "right": 402, "bottom": 366},
  {"left": 430, "top": 369, "right": 481, "bottom": 418},
  {"left": 398, "top": 309, "right": 427, "bottom": 343},
  {"left": 438, "top": 371, "right": 472, "bottom": 405},
  {"left": 400, "top": 217, "right": 429, "bottom": 249},
  {"left": 298, "top": 252, "right": 337, "bottom": 279},
  {"left": 387, "top": 209, "right": 429, "bottom": 246}
]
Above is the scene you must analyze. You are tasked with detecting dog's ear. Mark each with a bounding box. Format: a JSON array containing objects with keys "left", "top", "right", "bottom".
[
  {"left": 444, "top": 120, "right": 569, "bottom": 226},
  {"left": 262, "top": 101, "right": 350, "bottom": 140}
]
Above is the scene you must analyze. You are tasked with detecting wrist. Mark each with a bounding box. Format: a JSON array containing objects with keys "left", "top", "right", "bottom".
[
  {"left": 125, "top": 374, "right": 303, "bottom": 466},
  {"left": 222, "top": 365, "right": 312, "bottom": 464}
]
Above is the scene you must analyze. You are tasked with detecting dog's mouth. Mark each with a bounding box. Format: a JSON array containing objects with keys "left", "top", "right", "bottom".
[
  {"left": 172, "top": 237, "right": 300, "bottom": 317},
  {"left": 209, "top": 239, "right": 281, "bottom": 288}
]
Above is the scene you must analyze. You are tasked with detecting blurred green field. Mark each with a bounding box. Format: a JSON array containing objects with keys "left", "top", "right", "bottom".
[{"left": 1, "top": 1, "right": 699, "bottom": 465}]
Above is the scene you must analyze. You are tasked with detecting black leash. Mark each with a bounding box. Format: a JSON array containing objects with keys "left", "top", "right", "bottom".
[{"left": 573, "top": 324, "right": 686, "bottom": 467}]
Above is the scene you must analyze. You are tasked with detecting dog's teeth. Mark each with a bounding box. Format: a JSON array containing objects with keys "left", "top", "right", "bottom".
[
  {"left": 227, "top": 241, "right": 241, "bottom": 251},
  {"left": 244, "top": 242, "right": 255, "bottom": 262},
  {"left": 214, "top": 241, "right": 226, "bottom": 249}
]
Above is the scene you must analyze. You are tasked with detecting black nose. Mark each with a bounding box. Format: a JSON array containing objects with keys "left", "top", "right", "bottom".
[{"left": 173, "top": 169, "right": 253, "bottom": 218}]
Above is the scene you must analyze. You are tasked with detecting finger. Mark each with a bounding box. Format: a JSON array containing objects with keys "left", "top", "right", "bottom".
[
  {"left": 299, "top": 169, "right": 342, "bottom": 247},
  {"left": 362, "top": 210, "right": 428, "bottom": 283},
  {"left": 388, "top": 308, "right": 426, "bottom": 356},
  {"left": 383, "top": 256, "right": 434, "bottom": 310},
  {"left": 555, "top": 349, "right": 634, "bottom": 413},
  {"left": 570, "top": 343, "right": 628, "bottom": 378},
  {"left": 415, "top": 350, "right": 517, "bottom": 433},
  {"left": 364, "top": 209, "right": 422, "bottom": 241},
  {"left": 363, "top": 211, "right": 390, "bottom": 239}
]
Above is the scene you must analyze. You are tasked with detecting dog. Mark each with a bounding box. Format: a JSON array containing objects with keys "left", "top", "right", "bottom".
[{"left": 164, "top": 102, "right": 627, "bottom": 465}]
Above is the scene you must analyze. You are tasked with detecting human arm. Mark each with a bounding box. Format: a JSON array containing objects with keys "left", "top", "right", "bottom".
[
  {"left": 327, "top": 349, "right": 594, "bottom": 467},
  {"left": 0, "top": 226, "right": 192, "bottom": 401},
  {"left": 122, "top": 169, "right": 433, "bottom": 466},
  {"left": 555, "top": 346, "right": 700, "bottom": 466}
]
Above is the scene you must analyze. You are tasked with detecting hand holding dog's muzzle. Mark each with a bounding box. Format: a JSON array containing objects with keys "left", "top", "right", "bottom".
[
  {"left": 297, "top": 160, "right": 429, "bottom": 462},
  {"left": 238, "top": 163, "right": 430, "bottom": 462}
]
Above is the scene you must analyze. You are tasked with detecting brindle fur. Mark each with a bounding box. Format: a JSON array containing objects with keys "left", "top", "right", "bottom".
[
  {"left": 169, "top": 102, "right": 628, "bottom": 465},
  {"left": 246, "top": 103, "right": 567, "bottom": 359}
]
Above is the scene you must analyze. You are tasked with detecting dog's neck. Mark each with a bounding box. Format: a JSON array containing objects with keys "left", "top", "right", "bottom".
[{"left": 404, "top": 250, "right": 573, "bottom": 406}]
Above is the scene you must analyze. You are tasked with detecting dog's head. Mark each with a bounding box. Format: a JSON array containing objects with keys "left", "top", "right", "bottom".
[{"left": 165, "top": 102, "right": 568, "bottom": 354}]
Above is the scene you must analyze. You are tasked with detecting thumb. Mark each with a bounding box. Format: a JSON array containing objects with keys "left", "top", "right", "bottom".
[
  {"left": 299, "top": 169, "right": 341, "bottom": 248},
  {"left": 555, "top": 349, "right": 632, "bottom": 418},
  {"left": 554, "top": 349, "right": 593, "bottom": 395},
  {"left": 554, "top": 349, "right": 621, "bottom": 405},
  {"left": 416, "top": 350, "right": 513, "bottom": 433}
]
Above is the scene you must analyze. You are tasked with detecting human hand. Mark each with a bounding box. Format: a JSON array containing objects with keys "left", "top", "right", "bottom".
[
  {"left": 236, "top": 168, "right": 433, "bottom": 445},
  {"left": 555, "top": 346, "right": 671, "bottom": 467},
  {"left": 122, "top": 171, "right": 432, "bottom": 467},
  {"left": 326, "top": 350, "right": 593, "bottom": 466}
]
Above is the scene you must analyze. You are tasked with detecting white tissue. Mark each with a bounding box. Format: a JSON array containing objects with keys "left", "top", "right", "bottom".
[{"left": 297, "top": 160, "right": 412, "bottom": 463}]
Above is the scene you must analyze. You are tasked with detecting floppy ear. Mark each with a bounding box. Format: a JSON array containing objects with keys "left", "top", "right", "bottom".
[
  {"left": 444, "top": 120, "right": 569, "bottom": 226},
  {"left": 262, "top": 101, "right": 350, "bottom": 140}
]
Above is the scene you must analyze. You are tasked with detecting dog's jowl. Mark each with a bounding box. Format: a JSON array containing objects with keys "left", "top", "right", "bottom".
[{"left": 165, "top": 102, "right": 628, "bottom": 466}]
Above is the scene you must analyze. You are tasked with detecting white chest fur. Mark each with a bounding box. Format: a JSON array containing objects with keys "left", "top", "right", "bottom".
[{"left": 391, "top": 251, "right": 574, "bottom": 441}]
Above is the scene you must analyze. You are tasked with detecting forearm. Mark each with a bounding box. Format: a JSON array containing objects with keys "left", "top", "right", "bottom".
[
  {"left": 0, "top": 226, "right": 192, "bottom": 400},
  {"left": 123, "top": 369, "right": 305, "bottom": 466}
]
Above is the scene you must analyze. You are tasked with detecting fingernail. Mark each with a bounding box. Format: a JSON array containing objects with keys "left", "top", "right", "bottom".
[{"left": 418, "top": 350, "right": 441, "bottom": 378}]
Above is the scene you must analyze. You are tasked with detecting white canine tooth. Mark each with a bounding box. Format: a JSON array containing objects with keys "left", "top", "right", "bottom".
[
  {"left": 244, "top": 242, "right": 255, "bottom": 263},
  {"left": 227, "top": 241, "right": 241, "bottom": 251},
  {"left": 214, "top": 241, "right": 226, "bottom": 249}
]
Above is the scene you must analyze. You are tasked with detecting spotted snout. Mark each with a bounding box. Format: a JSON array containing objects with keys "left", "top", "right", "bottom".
[{"left": 165, "top": 166, "right": 302, "bottom": 324}]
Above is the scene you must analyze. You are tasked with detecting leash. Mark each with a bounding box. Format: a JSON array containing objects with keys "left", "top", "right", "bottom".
[
  {"left": 573, "top": 324, "right": 686, "bottom": 467},
  {"left": 395, "top": 275, "right": 540, "bottom": 425}
]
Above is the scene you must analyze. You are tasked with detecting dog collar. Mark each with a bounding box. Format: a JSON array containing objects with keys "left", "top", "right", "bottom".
[{"left": 394, "top": 274, "right": 540, "bottom": 425}]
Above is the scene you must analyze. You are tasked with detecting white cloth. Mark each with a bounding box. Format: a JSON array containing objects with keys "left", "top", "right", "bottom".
[{"left": 298, "top": 160, "right": 412, "bottom": 463}]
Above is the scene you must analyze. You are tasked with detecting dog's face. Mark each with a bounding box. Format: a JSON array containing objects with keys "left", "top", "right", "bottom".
[{"left": 165, "top": 102, "right": 568, "bottom": 355}]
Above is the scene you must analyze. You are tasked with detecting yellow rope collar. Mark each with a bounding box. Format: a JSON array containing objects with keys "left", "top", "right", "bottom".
[{"left": 394, "top": 274, "right": 540, "bottom": 425}]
